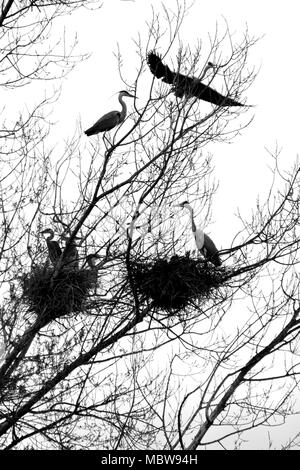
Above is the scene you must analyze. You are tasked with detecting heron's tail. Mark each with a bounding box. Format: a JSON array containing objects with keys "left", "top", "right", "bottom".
[{"left": 84, "top": 127, "right": 94, "bottom": 136}]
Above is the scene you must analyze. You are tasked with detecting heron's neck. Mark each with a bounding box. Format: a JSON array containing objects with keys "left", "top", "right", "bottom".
[
  {"left": 200, "top": 63, "right": 213, "bottom": 81},
  {"left": 186, "top": 206, "right": 197, "bottom": 232},
  {"left": 119, "top": 95, "right": 127, "bottom": 121}
]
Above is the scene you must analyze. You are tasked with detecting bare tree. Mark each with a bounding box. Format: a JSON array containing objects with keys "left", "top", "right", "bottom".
[
  {"left": 0, "top": 0, "right": 102, "bottom": 277},
  {"left": 1, "top": 2, "right": 299, "bottom": 451}
]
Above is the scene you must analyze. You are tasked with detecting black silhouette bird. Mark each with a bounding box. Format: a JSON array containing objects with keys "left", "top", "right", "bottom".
[
  {"left": 147, "top": 51, "right": 244, "bottom": 107},
  {"left": 41, "top": 228, "right": 62, "bottom": 266},
  {"left": 86, "top": 254, "right": 102, "bottom": 284},
  {"left": 85, "top": 90, "right": 135, "bottom": 136},
  {"left": 61, "top": 234, "right": 80, "bottom": 270}
]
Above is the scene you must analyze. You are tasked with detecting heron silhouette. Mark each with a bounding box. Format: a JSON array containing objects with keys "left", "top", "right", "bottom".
[
  {"left": 147, "top": 51, "right": 244, "bottom": 107},
  {"left": 85, "top": 90, "right": 136, "bottom": 136},
  {"left": 41, "top": 228, "right": 62, "bottom": 266}
]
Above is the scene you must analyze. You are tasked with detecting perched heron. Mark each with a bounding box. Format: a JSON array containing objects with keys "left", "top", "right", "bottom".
[
  {"left": 177, "top": 201, "right": 222, "bottom": 267},
  {"left": 86, "top": 254, "right": 103, "bottom": 291},
  {"left": 41, "top": 228, "right": 62, "bottom": 266},
  {"left": 86, "top": 253, "right": 101, "bottom": 269},
  {"left": 147, "top": 51, "right": 244, "bottom": 107},
  {"left": 61, "top": 234, "right": 80, "bottom": 269},
  {"left": 84, "top": 90, "right": 136, "bottom": 136}
]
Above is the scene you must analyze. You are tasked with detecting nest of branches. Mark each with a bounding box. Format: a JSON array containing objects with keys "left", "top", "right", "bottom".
[
  {"left": 129, "top": 254, "right": 226, "bottom": 313},
  {"left": 21, "top": 265, "right": 97, "bottom": 321}
]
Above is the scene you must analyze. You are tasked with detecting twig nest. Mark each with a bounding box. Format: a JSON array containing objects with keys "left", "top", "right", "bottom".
[
  {"left": 129, "top": 254, "right": 226, "bottom": 313},
  {"left": 21, "top": 265, "right": 98, "bottom": 322}
]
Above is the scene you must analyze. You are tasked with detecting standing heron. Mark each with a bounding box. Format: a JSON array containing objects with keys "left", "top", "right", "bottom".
[
  {"left": 41, "top": 228, "right": 62, "bottom": 266},
  {"left": 61, "top": 234, "right": 80, "bottom": 270},
  {"left": 147, "top": 51, "right": 244, "bottom": 107},
  {"left": 177, "top": 201, "right": 222, "bottom": 267},
  {"left": 84, "top": 90, "right": 136, "bottom": 136},
  {"left": 86, "top": 254, "right": 103, "bottom": 292},
  {"left": 86, "top": 253, "right": 101, "bottom": 274}
]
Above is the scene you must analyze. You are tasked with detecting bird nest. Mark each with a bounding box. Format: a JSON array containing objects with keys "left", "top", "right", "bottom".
[
  {"left": 21, "top": 265, "right": 97, "bottom": 322},
  {"left": 128, "top": 254, "right": 226, "bottom": 313}
]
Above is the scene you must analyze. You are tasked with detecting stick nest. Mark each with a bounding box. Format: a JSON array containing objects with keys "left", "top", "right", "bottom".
[
  {"left": 129, "top": 254, "right": 226, "bottom": 312},
  {"left": 21, "top": 265, "right": 97, "bottom": 322}
]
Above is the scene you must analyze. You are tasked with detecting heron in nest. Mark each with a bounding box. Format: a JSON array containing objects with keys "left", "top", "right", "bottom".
[
  {"left": 177, "top": 201, "right": 222, "bottom": 267},
  {"left": 61, "top": 234, "right": 80, "bottom": 270},
  {"left": 86, "top": 253, "right": 105, "bottom": 293},
  {"left": 41, "top": 228, "right": 62, "bottom": 266}
]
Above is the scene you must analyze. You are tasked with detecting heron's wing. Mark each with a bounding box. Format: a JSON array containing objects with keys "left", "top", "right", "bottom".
[
  {"left": 188, "top": 79, "right": 243, "bottom": 106},
  {"left": 62, "top": 245, "right": 79, "bottom": 269},
  {"left": 203, "top": 233, "right": 222, "bottom": 266},
  {"left": 147, "top": 51, "right": 175, "bottom": 84},
  {"left": 147, "top": 51, "right": 243, "bottom": 107},
  {"left": 48, "top": 241, "right": 62, "bottom": 265},
  {"left": 203, "top": 233, "right": 218, "bottom": 253},
  {"left": 52, "top": 241, "right": 62, "bottom": 257},
  {"left": 85, "top": 111, "right": 121, "bottom": 135}
]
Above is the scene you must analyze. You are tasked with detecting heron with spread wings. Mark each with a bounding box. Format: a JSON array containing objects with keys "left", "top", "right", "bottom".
[{"left": 147, "top": 51, "right": 244, "bottom": 107}]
